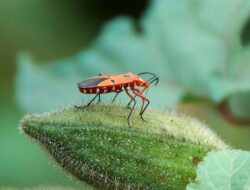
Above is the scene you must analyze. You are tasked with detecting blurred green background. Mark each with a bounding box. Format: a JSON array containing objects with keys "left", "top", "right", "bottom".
[
  {"left": 1, "top": 0, "right": 250, "bottom": 189},
  {"left": 0, "top": 0, "right": 146, "bottom": 188}
]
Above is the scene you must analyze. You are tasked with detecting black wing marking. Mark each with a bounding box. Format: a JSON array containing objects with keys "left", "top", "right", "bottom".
[{"left": 78, "top": 77, "right": 109, "bottom": 88}]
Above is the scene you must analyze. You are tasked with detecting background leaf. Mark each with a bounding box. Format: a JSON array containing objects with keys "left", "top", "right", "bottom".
[
  {"left": 15, "top": 0, "right": 250, "bottom": 117},
  {"left": 187, "top": 150, "right": 250, "bottom": 190}
]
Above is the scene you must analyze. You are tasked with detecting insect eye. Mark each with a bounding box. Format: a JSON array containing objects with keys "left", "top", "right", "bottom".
[{"left": 111, "top": 79, "right": 115, "bottom": 83}]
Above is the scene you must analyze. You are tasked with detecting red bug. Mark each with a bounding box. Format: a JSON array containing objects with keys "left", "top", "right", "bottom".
[{"left": 77, "top": 72, "right": 159, "bottom": 127}]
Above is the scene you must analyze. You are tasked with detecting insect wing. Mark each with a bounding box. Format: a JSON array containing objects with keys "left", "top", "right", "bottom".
[{"left": 77, "top": 77, "right": 109, "bottom": 88}]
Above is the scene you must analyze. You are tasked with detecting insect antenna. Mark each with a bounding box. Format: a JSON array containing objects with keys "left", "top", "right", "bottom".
[
  {"left": 148, "top": 76, "right": 159, "bottom": 86},
  {"left": 137, "top": 72, "right": 159, "bottom": 86},
  {"left": 137, "top": 72, "right": 157, "bottom": 76}
]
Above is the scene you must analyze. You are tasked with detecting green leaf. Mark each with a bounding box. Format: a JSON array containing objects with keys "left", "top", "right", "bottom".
[
  {"left": 20, "top": 104, "right": 228, "bottom": 190},
  {"left": 0, "top": 187, "right": 81, "bottom": 190},
  {"left": 15, "top": 53, "right": 85, "bottom": 112},
  {"left": 187, "top": 150, "right": 250, "bottom": 190},
  {"left": 15, "top": 0, "right": 250, "bottom": 119}
]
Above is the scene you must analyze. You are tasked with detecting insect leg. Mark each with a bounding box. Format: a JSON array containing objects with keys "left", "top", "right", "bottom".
[
  {"left": 98, "top": 94, "right": 101, "bottom": 104},
  {"left": 140, "top": 100, "right": 150, "bottom": 119},
  {"left": 128, "top": 86, "right": 148, "bottom": 109},
  {"left": 127, "top": 95, "right": 136, "bottom": 109},
  {"left": 86, "top": 93, "right": 100, "bottom": 107},
  {"left": 140, "top": 86, "right": 149, "bottom": 95},
  {"left": 132, "top": 89, "right": 150, "bottom": 122},
  {"left": 125, "top": 90, "right": 136, "bottom": 128},
  {"left": 111, "top": 92, "right": 121, "bottom": 104},
  {"left": 131, "top": 88, "right": 142, "bottom": 104}
]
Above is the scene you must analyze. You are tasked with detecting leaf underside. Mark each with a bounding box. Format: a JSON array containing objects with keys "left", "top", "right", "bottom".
[
  {"left": 187, "top": 150, "right": 250, "bottom": 190},
  {"left": 20, "top": 104, "right": 228, "bottom": 190}
]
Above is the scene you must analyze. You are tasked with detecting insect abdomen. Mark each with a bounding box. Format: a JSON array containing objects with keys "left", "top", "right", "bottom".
[
  {"left": 78, "top": 87, "right": 111, "bottom": 94},
  {"left": 78, "top": 82, "right": 135, "bottom": 94}
]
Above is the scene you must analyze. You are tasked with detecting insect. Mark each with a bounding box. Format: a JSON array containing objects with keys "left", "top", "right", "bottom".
[{"left": 77, "top": 72, "right": 159, "bottom": 127}]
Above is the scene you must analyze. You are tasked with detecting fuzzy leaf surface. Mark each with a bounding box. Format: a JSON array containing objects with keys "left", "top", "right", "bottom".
[{"left": 20, "top": 104, "right": 228, "bottom": 190}]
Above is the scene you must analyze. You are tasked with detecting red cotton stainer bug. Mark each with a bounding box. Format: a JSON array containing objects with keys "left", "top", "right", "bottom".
[{"left": 77, "top": 72, "right": 159, "bottom": 127}]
